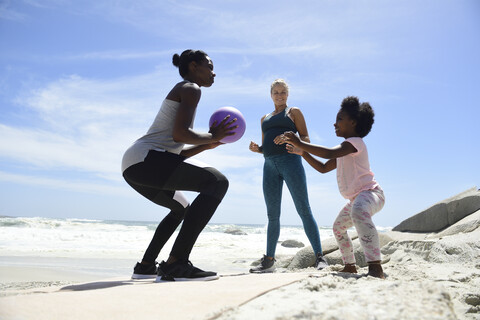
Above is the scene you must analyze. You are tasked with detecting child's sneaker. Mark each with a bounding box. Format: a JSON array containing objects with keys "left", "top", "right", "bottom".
[
  {"left": 155, "top": 260, "right": 219, "bottom": 282},
  {"left": 131, "top": 261, "right": 158, "bottom": 279},
  {"left": 315, "top": 253, "right": 329, "bottom": 270},
  {"left": 249, "top": 255, "right": 276, "bottom": 273}
]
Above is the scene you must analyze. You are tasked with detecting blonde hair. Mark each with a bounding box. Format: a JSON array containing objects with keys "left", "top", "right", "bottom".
[{"left": 270, "top": 78, "right": 289, "bottom": 94}]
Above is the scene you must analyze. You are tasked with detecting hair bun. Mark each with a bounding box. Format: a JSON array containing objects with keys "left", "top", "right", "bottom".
[
  {"left": 172, "top": 54, "right": 181, "bottom": 67},
  {"left": 341, "top": 96, "right": 360, "bottom": 109}
]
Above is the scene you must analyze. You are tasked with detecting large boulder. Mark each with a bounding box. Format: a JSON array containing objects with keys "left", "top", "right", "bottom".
[
  {"left": 427, "top": 209, "right": 480, "bottom": 238},
  {"left": 392, "top": 187, "right": 480, "bottom": 233},
  {"left": 287, "top": 233, "right": 358, "bottom": 269},
  {"left": 381, "top": 227, "right": 480, "bottom": 265}
]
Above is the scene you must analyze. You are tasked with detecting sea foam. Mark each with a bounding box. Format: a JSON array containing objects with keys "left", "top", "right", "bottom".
[{"left": 0, "top": 216, "right": 338, "bottom": 275}]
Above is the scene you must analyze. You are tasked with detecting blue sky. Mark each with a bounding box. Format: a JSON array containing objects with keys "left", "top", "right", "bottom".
[{"left": 1, "top": 0, "right": 479, "bottom": 227}]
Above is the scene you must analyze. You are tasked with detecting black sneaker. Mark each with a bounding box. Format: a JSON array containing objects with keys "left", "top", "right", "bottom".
[
  {"left": 315, "top": 253, "right": 328, "bottom": 270},
  {"left": 131, "top": 261, "right": 158, "bottom": 279},
  {"left": 249, "top": 255, "right": 276, "bottom": 273},
  {"left": 155, "top": 260, "right": 219, "bottom": 282}
]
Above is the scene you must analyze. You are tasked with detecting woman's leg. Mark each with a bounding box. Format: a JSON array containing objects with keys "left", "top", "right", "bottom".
[
  {"left": 263, "top": 157, "right": 283, "bottom": 258},
  {"left": 142, "top": 209, "right": 187, "bottom": 264},
  {"left": 162, "top": 158, "right": 229, "bottom": 261},
  {"left": 124, "top": 157, "right": 190, "bottom": 264},
  {"left": 123, "top": 152, "right": 228, "bottom": 263},
  {"left": 281, "top": 155, "right": 323, "bottom": 255}
]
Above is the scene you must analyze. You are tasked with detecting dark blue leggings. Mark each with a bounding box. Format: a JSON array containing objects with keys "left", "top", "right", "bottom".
[
  {"left": 263, "top": 153, "right": 322, "bottom": 257},
  {"left": 123, "top": 150, "right": 228, "bottom": 263}
]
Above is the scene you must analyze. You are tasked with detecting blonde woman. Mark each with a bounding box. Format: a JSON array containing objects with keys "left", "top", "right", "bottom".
[{"left": 249, "top": 79, "right": 327, "bottom": 272}]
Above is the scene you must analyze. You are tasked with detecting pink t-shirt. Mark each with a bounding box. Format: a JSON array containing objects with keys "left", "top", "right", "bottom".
[{"left": 336, "top": 137, "right": 378, "bottom": 201}]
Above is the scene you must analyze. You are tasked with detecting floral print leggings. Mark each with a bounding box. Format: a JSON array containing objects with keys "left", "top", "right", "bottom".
[{"left": 333, "top": 187, "right": 385, "bottom": 265}]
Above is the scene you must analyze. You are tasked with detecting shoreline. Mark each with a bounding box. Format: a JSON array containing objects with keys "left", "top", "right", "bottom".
[
  {"left": 1, "top": 188, "right": 479, "bottom": 319},
  {"left": 1, "top": 227, "right": 478, "bottom": 319}
]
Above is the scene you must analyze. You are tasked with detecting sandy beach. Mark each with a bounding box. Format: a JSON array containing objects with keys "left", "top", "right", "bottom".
[{"left": 1, "top": 188, "right": 479, "bottom": 320}]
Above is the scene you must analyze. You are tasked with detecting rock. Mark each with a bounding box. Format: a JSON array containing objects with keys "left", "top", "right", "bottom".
[
  {"left": 326, "top": 233, "right": 394, "bottom": 267},
  {"left": 287, "top": 232, "right": 360, "bottom": 269},
  {"left": 381, "top": 240, "right": 436, "bottom": 262},
  {"left": 381, "top": 227, "right": 480, "bottom": 265},
  {"left": 465, "top": 294, "right": 480, "bottom": 307},
  {"left": 393, "top": 187, "right": 480, "bottom": 233},
  {"left": 287, "top": 246, "right": 315, "bottom": 269},
  {"left": 427, "top": 228, "right": 480, "bottom": 264},
  {"left": 276, "top": 255, "right": 294, "bottom": 268},
  {"left": 224, "top": 228, "right": 247, "bottom": 235},
  {"left": 281, "top": 240, "right": 305, "bottom": 248},
  {"left": 427, "top": 209, "right": 480, "bottom": 238},
  {"left": 249, "top": 254, "right": 293, "bottom": 268}
]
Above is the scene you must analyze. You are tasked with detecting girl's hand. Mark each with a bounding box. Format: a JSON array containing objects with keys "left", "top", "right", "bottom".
[
  {"left": 286, "top": 144, "right": 304, "bottom": 155},
  {"left": 273, "top": 134, "right": 286, "bottom": 145},
  {"left": 209, "top": 116, "right": 238, "bottom": 142},
  {"left": 282, "top": 131, "right": 301, "bottom": 146},
  {"left": 249, "top": 141, "right": 262, "bottom": 153}
]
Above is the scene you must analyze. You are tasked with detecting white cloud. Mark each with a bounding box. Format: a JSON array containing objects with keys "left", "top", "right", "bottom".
[
  {"left": 0, "top": 170, "right": 130, "bottom": 196},
  {"left": 0, "top": 65, "right": 273, "bottom": 195},
  {"left": 0, "top": 2, "right": 27, "bottom": 21},
  {"left": 64, "top": 50, "right": 173, "bottom": 61}
]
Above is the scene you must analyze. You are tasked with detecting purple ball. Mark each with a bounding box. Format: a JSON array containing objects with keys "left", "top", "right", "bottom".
[{"left": 209, "top": 106, "right": 246, "bottom": 143}]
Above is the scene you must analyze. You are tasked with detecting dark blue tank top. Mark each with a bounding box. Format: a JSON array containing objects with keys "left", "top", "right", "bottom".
[{"left": 261, "top": 107, "right": 297, "bottom": 157}]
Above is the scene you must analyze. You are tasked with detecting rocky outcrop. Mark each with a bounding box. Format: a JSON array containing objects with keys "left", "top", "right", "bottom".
[
  {"left": 284, "top": 187, "right": 480, "bottom": 270},
  {"left": 392, "top": 187, "right": 480, "bottom": 233},
  {"left": 281, "top": 240, "right": 304, "bottom": 248}
]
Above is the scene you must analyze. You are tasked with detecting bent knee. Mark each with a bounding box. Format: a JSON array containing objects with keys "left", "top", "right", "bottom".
[
  {"left": 351, "top": 203, "right": 372, "bottom": 220},
  {"left": 203, "top": 168, "right": 229, "bottom": 200}
]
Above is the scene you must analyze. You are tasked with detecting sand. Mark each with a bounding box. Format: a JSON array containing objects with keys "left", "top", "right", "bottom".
[
  {"left": 1, "top": 211, "right": 479, "bottom": 319},
  {"left": 214, "top": 227, "right": 480, "bottom": 320}
]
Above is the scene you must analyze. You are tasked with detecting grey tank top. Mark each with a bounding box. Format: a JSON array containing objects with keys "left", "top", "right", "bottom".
[
  {"left": 121, "top": 99, "right": 195, "bottom": 172},
  {"left": 261, "top": 107, "right": 297, "bottom": 157}
]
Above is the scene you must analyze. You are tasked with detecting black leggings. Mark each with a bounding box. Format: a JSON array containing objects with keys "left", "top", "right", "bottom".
[{"left": 123, "top": 150, "right": 229, "bottom": 263}]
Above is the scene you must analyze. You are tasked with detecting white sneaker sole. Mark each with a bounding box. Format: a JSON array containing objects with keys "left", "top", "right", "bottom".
[
  {"left": 155, "top": 275, "right": 220, "bottom": 282},
  {"left": 249, "top": 266, "right": 276, "bottom": 273},
  {"left": 316, "top": 263, "right": 328, "bottom": 270},
  {"left": 131, "top": 274, "right": 157, "bottom": 279}
]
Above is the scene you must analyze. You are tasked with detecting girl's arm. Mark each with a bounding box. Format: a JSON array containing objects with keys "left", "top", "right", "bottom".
[
  {"left": 286, "top": 144, "right": 337, "bottom": 173},
  {"left": 173, "top": 83, "right": 236, "bottom": 145},
  {"left": 302, "top": 153, "right": 337, "bottom": 173},
  {"left": 282, "top": 131, "right": 357, "bottom": 159}
]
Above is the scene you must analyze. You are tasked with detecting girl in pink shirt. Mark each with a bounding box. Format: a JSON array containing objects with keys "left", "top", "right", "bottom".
[{"left": 278, "top": 96, "right": 385, "bottom": 278}]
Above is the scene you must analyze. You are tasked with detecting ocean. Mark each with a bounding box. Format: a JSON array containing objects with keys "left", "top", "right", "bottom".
[
  {"left": 0, "top": 216, "right": 335, "bottom": 279},
  {"left": 0, "top": 216, "right": 390, "bottom": 280}
]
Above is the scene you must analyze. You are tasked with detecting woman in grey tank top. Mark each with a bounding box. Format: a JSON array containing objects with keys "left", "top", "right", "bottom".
[
  {"left": 122, "top": 50, "right": 237, "bottom": 282},
  {"left": 248, "top": 79, "right": 328, "bottom": 273}
]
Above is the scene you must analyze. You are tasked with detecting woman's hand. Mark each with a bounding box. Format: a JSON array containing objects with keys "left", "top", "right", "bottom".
[
  {"left": 249, "top": 141, "right": 262, "bottom": 153},
  {"left": 209, "top": 116, "right": 238, "bottom": 142}
]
